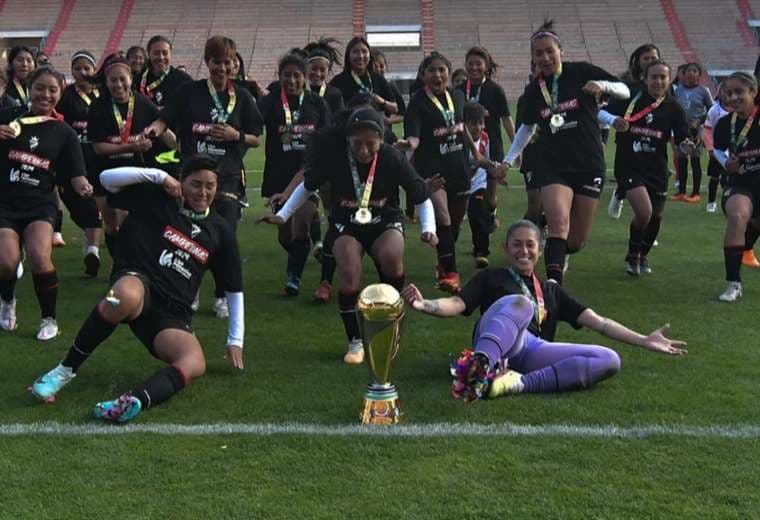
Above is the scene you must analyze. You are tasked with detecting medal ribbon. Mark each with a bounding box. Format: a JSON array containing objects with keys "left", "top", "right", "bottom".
[
  {"left": 76, "top": 86, "right": 100, "bottom": 106},
  {"left": 13, "top": 79, "right": 28, "bottom": 103},
  {"left": 351, "top": 71, "right": 373, "bottom": 94},
  {"left": 347, "top": 149, "right": 378, "bottom": 209},
  {"left": 112, "top": 94, "right": 135, "bottom": 144},
  {"left": 507, "top": 268, "right": 546, "bottom": 329},
  {"left": 538, "top": 63, "right": 563, "bottom": 112},
  {"left": 280, "top": 87, "right": 305, "bottom": 128},
  {"left": 207, "top": 80, "right": 237, "bottom": 123},
  {"left": 730, "top": 106, "right": 758, "bottom": 153},
  {"left": 140, "top": 68, "right": 170, "bottom": 96},
  {"left": 465, "top": 78, "right": 484, "bottom": 102},
  {"left": 624, "top": 91, "right": 665, "bottom": 123},
  {"left": 424, "top": 87, "right": 456, "bottom": 127},
  {"left": 307, "top": 83, "right": 327, "bottom": 97}
]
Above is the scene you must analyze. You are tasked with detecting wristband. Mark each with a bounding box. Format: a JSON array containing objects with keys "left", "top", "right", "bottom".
[{"left": 238, "top": 130, "right": 246, "bottom": 144}]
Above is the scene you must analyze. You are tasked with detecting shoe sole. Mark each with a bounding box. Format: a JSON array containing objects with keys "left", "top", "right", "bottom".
[
  {"left": 28, "top": 385, "right": 57, "bottom": 403},
  {"left": 36, "top": 330, "right": 61, "bottom": 341}
]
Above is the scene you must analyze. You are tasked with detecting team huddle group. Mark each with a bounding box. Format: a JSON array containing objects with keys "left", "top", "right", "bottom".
[{"left": 5, "top": 17, "right": 756, "bottom": 421}]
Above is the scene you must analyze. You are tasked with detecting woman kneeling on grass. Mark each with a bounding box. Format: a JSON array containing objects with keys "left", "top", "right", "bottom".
[
  {"left": 30, "top": 155, "right": 245, "bottom": 423},
  {"left": 402, "top": 219, "right": 687, "bottom": 402}
]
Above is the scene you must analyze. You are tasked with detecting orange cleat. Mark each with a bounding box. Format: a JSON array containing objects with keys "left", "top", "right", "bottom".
[
  {"left": 313, "top": 280, "right": 332, "bottom": 302},
  {"left": 670, "top": 193, "right": 687, "bottom": 202},
  {"left": 436, "top": 271, "right": 461, "bottom": 294},
  {"left": 685, "top": 194, "right": 702, "bottom": 203},
  {"left": 742, "top": 249, "right": 760, "bottom": 268}
]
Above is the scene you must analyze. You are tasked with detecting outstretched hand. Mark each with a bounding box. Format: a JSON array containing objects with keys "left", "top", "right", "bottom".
[
  {"left": 641, "top": 324, "right": 687, "bottom": 356},
  {"left": 225, "top": 345, "right": 245, "bottom": 370},
  {"left": 401, "top": 284, "right": 425, "bottom": 311},
  {"left": 256, "top": 212, "right": 285, "bottom": 225},
  {"left": 420, "top": 232, "right": 438, "bottom": 249}
]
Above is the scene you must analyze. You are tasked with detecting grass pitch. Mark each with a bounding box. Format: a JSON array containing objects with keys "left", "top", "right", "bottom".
[{"left": 1, "top": 137, "right": 760, "bottom": 518}]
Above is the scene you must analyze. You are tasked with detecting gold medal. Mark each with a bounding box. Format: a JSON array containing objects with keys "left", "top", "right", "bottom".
[
  {"left": 9, "top": 121, "right": 21, "bottom": 137},
  {"left": 550, "top": 114, "right": 564, "bottom": 133},
  {"left": 281, "top": 132, "right": 293, "bottom": 144},
  {"left": 353, "top": 207, "right": 373, "bottom": 225}
]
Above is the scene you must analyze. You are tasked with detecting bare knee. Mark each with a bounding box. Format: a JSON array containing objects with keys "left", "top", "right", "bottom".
[
  {"left": 176, "top": 352, "right": 206, "bottom": 382},
  {"left": 26, "top": 247, "right": 53, "bottom": 273}
]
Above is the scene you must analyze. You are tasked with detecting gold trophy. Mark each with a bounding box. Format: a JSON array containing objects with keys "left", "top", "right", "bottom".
[{"left": 356, "top": 283, "right": 406, "bottom": 425}]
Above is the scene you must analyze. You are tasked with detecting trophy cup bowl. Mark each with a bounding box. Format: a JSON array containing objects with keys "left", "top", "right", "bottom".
[{"left": 356, "top": 283, "right": 406, "bottom": 425}]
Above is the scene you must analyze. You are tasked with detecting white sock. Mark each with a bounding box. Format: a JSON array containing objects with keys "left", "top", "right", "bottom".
[{"left": 86, "top": 245, "right": 100, "bottom": 257}]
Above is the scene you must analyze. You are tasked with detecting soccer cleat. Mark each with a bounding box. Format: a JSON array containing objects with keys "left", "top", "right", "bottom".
[
  {"left": 607, "top": 192, "right": 624, "bottom": 219},
  {"left": 685, "top": 194, "right": 702, "bottom": 203},
  {"left": 436, "top": 271, "right": 461, "bottom": 294},
  {"left": 343, "top": 339, "right": 364, "bottom": 364},
  {"left": 653, "top": 239, "right": 659, "bottom": 247},
  {"left": 639, "top": 257, "right": 652, "bottom": 274},
  {"left": 94, "top": 394, "right": 142, "bottom": 423},
  {"left": 36, "top": 318, "right": 60, "bottom": 341},
  {"left": 191, "top": 291, "right": 200, "bottom": 312},
  {"left": 625, "top": 256, "right": 640, "bottom": 277},
  {"left": 212, "top": 297, "right": 229, "bottom": 319},
  {"left": 718, "top": 282, "right": 742, "bottom": 302},
  {"left": 670, "top": 193, "right": 687, "bottom": 202},
  {"left": 474, "top": 256, "right": 490, "bottom": 269},
  {"left": 31, "top": 363, "right": 75, "bottom": 402},
  {"left": 313, "top": 280, "right": 332, "bottom": 303},
  {"left": 487, "top": 369, "right": 525, "bottom": 398},
  {"left": 284, "top": 274, "right": 301, "bottom": 296},
  {"left": 312, "top": 241, "right": 324, "bottom": 263},
  {"left": 0, "top": 298, "right": 18, "bottom": 332},
  {"left": 52, "top": 232, "right": 66, "bottom": 247},
  {"left": 563, "top": 254, "right": 570, "bottom": 275},
  {"left": 15, "top": 259, "right": 24, "bottom": 280},
  {"left": 83, "top": 252, "right": 101, "bottom": 278},
  {"left": 742, "top": 250, "right": 760, "bottom": 268},
  {"left": 451, "top": 350, "right": 493, "bottom": 402},
  {"left": 706, "top": 202, "right": 718, "bottom": 213}
]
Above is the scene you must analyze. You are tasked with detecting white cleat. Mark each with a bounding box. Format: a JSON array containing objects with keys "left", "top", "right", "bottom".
[
  {"left": 36, "top": 318, "right": 60, "bottom": 341},
  {"left": 706, "top": 202, "right": 717, "bottom": 213},
  {"left": 488, "top": 369, "right": 525, "bottom": 398},
  {"left": 191, "top": 291, "right": 200, "bottom": 312},
  {"left": 343, "top": 338, "right": 364, "bottom": 364},
  {"left": 0, "top": 298, "right": 18, "bottom": 332},
  {"left": 52, "top": 232, "right": 66, "bottom": 247},
  {"left": 607, "top": 192, "right": 624, "bottom": 219},
  {"left": 212, "top": 297, "right": 229, "bottom": 319},
  {"left": 718, "top": 282, "right": 742, "bottom": 302}
]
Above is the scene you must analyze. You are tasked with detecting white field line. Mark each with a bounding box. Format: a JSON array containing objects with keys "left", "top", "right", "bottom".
[{"left": 2, "top": 422, "right": 759, "bottom": 438}]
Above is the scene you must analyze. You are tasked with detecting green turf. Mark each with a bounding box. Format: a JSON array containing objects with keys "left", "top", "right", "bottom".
[{"left": 1, "top": 132, "right": 758, "bottom": 517}]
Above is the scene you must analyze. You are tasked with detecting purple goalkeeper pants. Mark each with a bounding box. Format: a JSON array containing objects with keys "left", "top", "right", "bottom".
[{"left": 473, "top": 295, "right": 621, "bottom": 393}]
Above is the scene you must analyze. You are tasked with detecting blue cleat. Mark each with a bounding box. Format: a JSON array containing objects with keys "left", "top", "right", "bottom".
[
  {"left": 93, "top": 394, "right": 142, "bottom": 423},
  {"left": 31, "top": 364, "right": 75, "bottom": 402}
]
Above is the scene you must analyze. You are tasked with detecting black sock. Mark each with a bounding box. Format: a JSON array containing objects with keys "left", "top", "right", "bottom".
[
  {"left": 538, "top": 214, "right": 547, "bottom": 229},
  {"left": 468, "top": 193, "right": 491, "bottom": 257},
  {"left": 614, "top": 186, "right": 625, "bottom": 200},
  {"left": 436, "top": 225, "right": 457, "bottom": 273},
  {"left": 545, "top": 237, "right": 567, "bottom": 284},
  {"left": 708, "top": 177, "right": 719, "bottom": 203},
  {"left": 690, "top": 156, "right": 702, "bottom": 195},
  {"left": 104, "top": 232, "right": 118, "bottom": 259},
  {"left": 130, "top": 365, "right": 186, "bottom": 409},
  {"left": 62, "top": 306, "right": 117, "bottom": 372},
  {"left": 380, "top": 273, "right": 405, "bottom": 293},
  {"left": 677, "top": 157, "right": 688, "bottom": 194},
  {"left": 321, "top": 254, "right": 336, "bottom": 284},
  {"left": 745, "top": 225, "right": 760, "bottom": 251},
  {"left": 310, "top": 214, "right": 321, "bottom": 244},
  {"left": 286, "top": 238, "right": 311, "bottom": 279},
  {"left": 54, "top": 209, "right": 63, "bottom": 233},
  {"left": 338, "top": 289, "right": 360, "bottom": 341},
  {"left": 0, "top": 277, "right": 16, "bottom": 302},
  {"left": 33, "top": 270, "right": 58, "bottom": 319},
  {"left": 725, "top": 245, "right": 744, "bottom": 282},
  {"left": 627, "top": 223, "right": 645, "bottom": 259},
  {"left": 641, "top": 216, "right": 662, "bottom": 257}
]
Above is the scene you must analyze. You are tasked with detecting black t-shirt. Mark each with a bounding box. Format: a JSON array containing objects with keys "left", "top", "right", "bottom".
[
  {"left": 456, "top": 78, "right": 510, "bottom": 160},
  {"left": 110, "top": 183, "right": 242, "bottom": 319},
  {"left": 304, "top": 135, "right": 429, "bottom": 224},
  {"left": 257, "top": 88, "right": 330, "bottom": 197},
  {"left": 161, "top": 80, "right": 263, "bottom": 190},
  {"left": 138, "top": 66, "right": 193, "bottom": 109},
  {"left": 88, "top": 93, "right": 162, "bottom": 174},
  {"left": 714, "top": 109, "right": 760, "bottom": 187},
  {"left": 5, "top": 78, "right": 28, "bottom": 105},
  {"left": 517, "top": 61, "right": 619, "bottom": 176},
  {"left": 57, "top": 84, "right": 101, "bottom": 173},
  {"left": 329, "top": 70, "right": 396, "bottom": 106},
  {"left": 0, "top": 108, "right": 86, "bottom": 215},
  {"left": 606, "top": 90, "right": 688, "bottom": 181},
  {"left": 404, "top": 87, "right": 469, "bottom": 181},
  {"left": 459, "top": 268, "right": 587, "bottom": 341},
  {"left": 0, "top": 92, "right": 21, "bottom": 110},
  {"left": 309, "top": 83, "right": 345, "bottom": 116}
]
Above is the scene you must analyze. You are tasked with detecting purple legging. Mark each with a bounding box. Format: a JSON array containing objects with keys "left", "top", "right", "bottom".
[{"left": 474, "top": 295, "right": 621, "bottom": 393}]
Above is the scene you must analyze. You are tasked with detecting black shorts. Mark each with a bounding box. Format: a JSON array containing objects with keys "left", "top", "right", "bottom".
[
  {"left": 536, "top": 169, "right": 606, "bottom": 199},
  {"left": 111, "top": 269, "right": 194, "bottom": 358},
  {"left": 0, "top": 203, "right": 57, "bottom": 235},
  {"left": 722, "top": 185, "right": 760, "bottom": 218},
  {"left": 616, "top": 171, "right": 668, "bottom": 201},
  {"left": 58, "top": 185, "right": 102, "bottom": 229},
  {"left": 331, "top": 218, "right": 405, "bottom": 253},
  {"left": 423, "top": 169, "right": 470, "bottom": 198}
]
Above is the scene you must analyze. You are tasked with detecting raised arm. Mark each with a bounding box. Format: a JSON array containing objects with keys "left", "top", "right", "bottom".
[
  {"left": 401, "top": 283, "right": 466, "bottom": 317},
  {"left": 577, "top": 308, "right": 687, "bottom": 355}
]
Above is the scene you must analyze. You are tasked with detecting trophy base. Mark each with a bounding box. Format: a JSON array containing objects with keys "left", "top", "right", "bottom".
[{"left": 360, "top": 383, "right": 402, "bottom": 425}]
